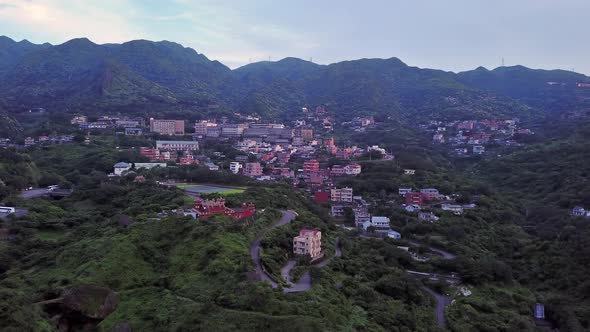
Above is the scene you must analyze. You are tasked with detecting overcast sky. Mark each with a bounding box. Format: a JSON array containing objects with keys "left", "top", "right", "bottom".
[{"left": 1, "top": 0, "right": 589, "bottom": 74}]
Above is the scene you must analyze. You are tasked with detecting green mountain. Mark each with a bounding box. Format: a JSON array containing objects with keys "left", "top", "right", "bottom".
[
  {"left": 1, "top": 36, "right": 589, "bottom": 121},
  {"left": 0, "top": 36, "right": 50, "bottom": 73},
  {"left": 457, "top": 66, "right": 590, "bottom": 115}
]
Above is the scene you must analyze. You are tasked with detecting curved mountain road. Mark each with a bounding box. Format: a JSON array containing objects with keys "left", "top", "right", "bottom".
[
  {"left": 250, "top": 210, "right": 342, "bottom": 293},
  {"left": 359, "top": 235, "right": 458, "bottom": 329}
]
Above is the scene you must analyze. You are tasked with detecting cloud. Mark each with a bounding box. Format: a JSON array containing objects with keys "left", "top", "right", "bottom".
[{"left": 0, "top": 0, "right": 144, "bottom": 43}]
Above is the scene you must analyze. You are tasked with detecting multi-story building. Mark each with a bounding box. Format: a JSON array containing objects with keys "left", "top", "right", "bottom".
[
  {"left": 140, "top": 147, "right": 160, "bottom": 161},
  {"left": 150, "top": 119, "right": 185, "bottom": 135},
  {"left": 354, "top": 206, "right": 371, "bottom": 227},
  {"left": 303, "top": 160, "right": 320, "bottom": 173},
  {"left": 330, "top": 165, "right": 346, "bottom": 176},
  {"left": 194, "top": 121, "right": 217, "bottom": 136},
  {"left": 398, "top": 188, "right": 413, "bottom": 196},
  {"left": 125, "top": 128, "right": 143, "bottom": 136},
  {"left": 420, "top": 188, "right": 440, "bottom": 201},
  {"left": 24, "top": 137, "right": 35, "bottom": 146},
  {"left": 293, "top": 229, "right": 322, "bottom": 259},
  {"left": 229, "top": 162, "right": 242, "bottom": 174},
  {"left": 156, "top": 140, "right": 199, "bottom": 151},
  {"left": 344, "top": 164, "right": 361, "bottom": 175},
  {"left": 294, "top": 127, "right": 314, "bottom": 141},
  {"left": 405, "top": 192, "right": 424, "bottom": 206},
  {"left": 314, "top": 191, "right": 330, "bottom": 204},
  {"left": 330, "top": 205, "right": 346, "bottom": 217},
  {"left": 331, "top": 187, "right": 353, "bottom": 202},
  {"left": 370, "top": 216, "right": 390, "bottom": 230},
  {"left": 220, "top": 124, "right": 248, "bottom": 137},
  {"left": 116, "top": 119, "right": 143, "bottom": 128},
  {"left": 243, "top": 162, "right": 263, "bottom": 177}
]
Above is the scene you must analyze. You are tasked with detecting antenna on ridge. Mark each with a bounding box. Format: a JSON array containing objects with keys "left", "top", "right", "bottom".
[
  {"left": 501, "top": 57, "right": 505, "bottom": 67},
  {"left": 310, "top": 57, "right": 313, "bottom": 63},
  {"left": 268, "top": 56, "right": 271, "bottom": 62}
]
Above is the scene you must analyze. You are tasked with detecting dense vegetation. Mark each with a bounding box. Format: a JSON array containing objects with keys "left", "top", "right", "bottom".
[{"left": 0, "top": 35, "right": 550, "bottom": 122}]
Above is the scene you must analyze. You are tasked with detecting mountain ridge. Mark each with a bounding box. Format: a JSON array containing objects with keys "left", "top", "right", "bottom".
[{"left": 0, "top": 35, "right": 588, "bottom": 120}]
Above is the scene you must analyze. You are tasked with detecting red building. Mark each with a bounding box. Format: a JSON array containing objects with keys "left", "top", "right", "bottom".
[
  {"left": 405, "top": 192, "right": 424, "bottom": 206},
  {"left": 303, "top": 160, "right": 320, "bottom": 173},
  {"left": 140, "top": 147, "right": 160, "bottom": 161},
  {"left": 314, "top": 191, "right": 330, "bottom": 204},
  {"left": 194, "top": 198, "right": 255, "bottom": 219}
]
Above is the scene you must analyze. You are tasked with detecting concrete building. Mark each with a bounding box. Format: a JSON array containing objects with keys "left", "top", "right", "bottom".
[
  {"left": 330, "top": 205, "right": 346, "bottom": 217},
  {"left": 331, "top": 187, "right": 353, "bottom": 202},
  {"left": 293, "top": 229, "right": 322, "bottom": 259},
  {"left": 371, "top": 216, "right": 390, "bottom": 230},
  {"left": 229, "top": 162, "right": 242, "bottom": 174},
  {"left": 156, "top": 140, "right": 200, "bottom": 151},
  {"left": 150, "top": 119, "right": 185, "bottom": 135},
  {"left": 221, "top": 124, "right": 248, "bottom": 137},
  {"left": 398, "top": 188, "right": 413, "bottom": 196},
  {"left": 113, "top": 162, "right": 131, "bottom": 176},
  {"left": 303, "top": 160, "right": 320, "bottom": 173},
  {"left": 420, "top": 188, "right": 440, "bottom": 201},
  {"left": 243, "top": 162, "right": 263, "bottom": 177},
  {"left": 194, "top": 121, "right": 217, "bottom": 136},
  {"left": 344, "top": 164, "right": 361, "bottom": 175},
  {"left": 405, "top": 192, "right": 424, "bottom": 206}
]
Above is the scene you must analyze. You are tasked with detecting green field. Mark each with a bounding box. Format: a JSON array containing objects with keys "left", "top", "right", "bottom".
[{"left": 176, "top": 184, "right": 246, "bottom": 196}]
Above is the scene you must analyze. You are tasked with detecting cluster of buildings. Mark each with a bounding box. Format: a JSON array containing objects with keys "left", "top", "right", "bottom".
[
  {"left": 0, "top": 136, "right": 74, "bottom": 149},
  {"left": 194, "top": 121, "right": 312, "bottom": 144},
  {"left": 189, "top": 197, "right": 256, "bottom": 220},
  {"left": 72, "top": 115, "right": 146, "bottom": 133},
  {"left": 424, "top": 119, "right": 534, "bottom": 156},
  {"left": 399, "top": 186, "right": 476, "bottom": 216},
  {"left": 316, "top": 186, "right": 401, "bottom": 238},
  {"left": 139, "top": 140, "right": 201, "bottom": 165}
]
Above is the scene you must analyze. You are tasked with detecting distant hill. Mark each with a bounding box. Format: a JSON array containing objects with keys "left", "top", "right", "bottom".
[
  {"left": 457, "top": 66, "right": 590, "bottom": 115},
  {"left": 1, "top": 36, "right": 589, "bottom": 120}
]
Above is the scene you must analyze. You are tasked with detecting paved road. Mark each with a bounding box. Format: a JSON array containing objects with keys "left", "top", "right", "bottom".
[
  {"left": 421, "top": 285, "right": 452, "bottom": 328},
  {"left": 408, "top": 240, "right": 456, "bottom": 260},
  {"left": 280, "top": 238, "right": 342, "bottom": 293},
  {"left": 250, "top": 210, "right": 342, "bottom": 293},
  {"left": 20, "top": 188, "right": 49, "bottom": 199},
  {"left": 250, "top": 210, "right": 297, "bottom": 289},
  {"left": 359, "top": 235, "right": 458, "bottom": 329}
]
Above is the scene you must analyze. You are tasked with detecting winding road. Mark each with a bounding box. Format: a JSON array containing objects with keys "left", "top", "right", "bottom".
[
  {"left": 359, "top": 235, "right": 458, "bottom": 329},
  {"left": 250, "top": 210, "right": 342, "bottom": 293},
  {"left": 251, "top": 212, "right": 456, "bottom": 328}
]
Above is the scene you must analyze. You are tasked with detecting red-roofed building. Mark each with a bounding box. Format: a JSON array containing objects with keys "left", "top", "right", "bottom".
[
  {"left": 140, "top": 147, "right": 160, "bottom": 161},
  {"left": 405, "top": 192, "right": 424, "bottom": 206},
  {"left": 194, "top": 198, "right": 255, "bottom": 220},
  {"left": 303, "top": 160, "right": 320, "bottom": 173},
  {"left": 314, "top": 191, "right": 330, "bottom": 204}
]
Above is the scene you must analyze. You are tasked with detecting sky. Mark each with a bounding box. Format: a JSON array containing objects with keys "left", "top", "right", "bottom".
[{"left": 0, "top": 0, "right": 589, "bottom": 74}]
